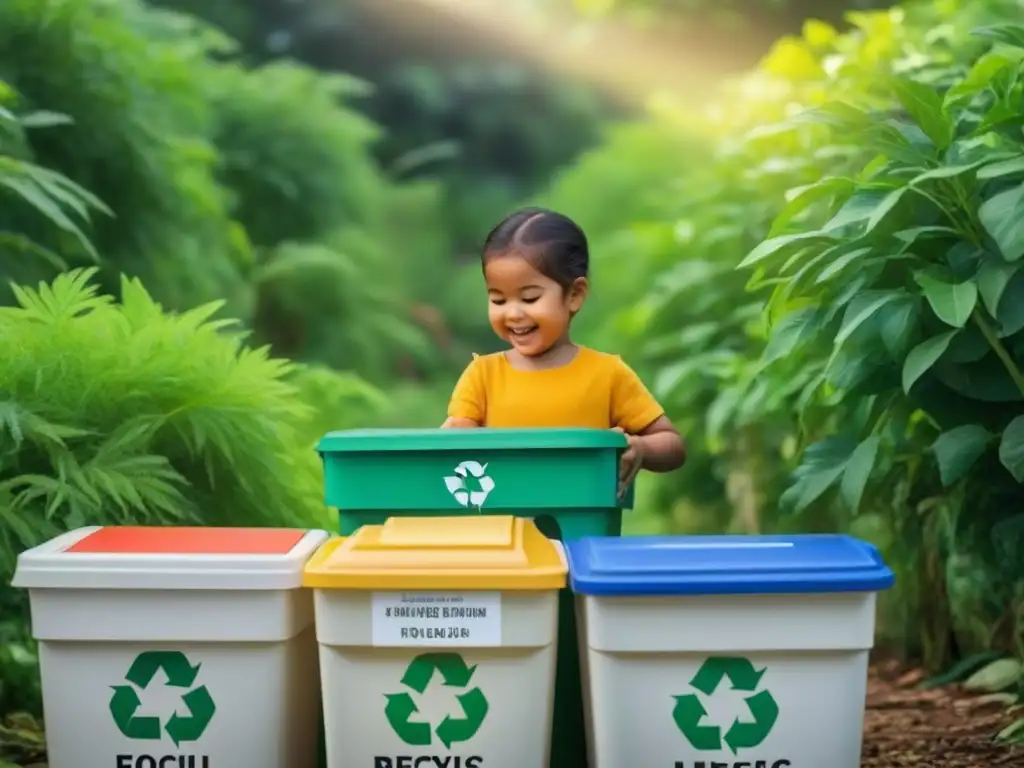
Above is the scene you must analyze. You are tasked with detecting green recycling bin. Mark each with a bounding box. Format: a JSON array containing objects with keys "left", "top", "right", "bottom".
[{"left": 317, "top": 427, "right": 634, "bottom": 768}]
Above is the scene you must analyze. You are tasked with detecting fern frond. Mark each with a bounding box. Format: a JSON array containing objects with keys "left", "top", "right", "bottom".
[{"left": 7, "top": 268, "right": 111, "bottom": 324}]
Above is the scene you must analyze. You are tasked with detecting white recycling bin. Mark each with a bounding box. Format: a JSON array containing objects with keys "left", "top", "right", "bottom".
[
  {"left": 12, "top": 525, "right": 329, "bottom": 768},
  {"left": 302, "top": 515, "right": 568, "bottom": 768},
  {"left": 565, "top": 534, "right": 895, "bottom": 768}
]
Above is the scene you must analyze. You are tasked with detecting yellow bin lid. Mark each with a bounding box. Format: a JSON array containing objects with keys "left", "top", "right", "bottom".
[{"left": 302, "top": 516, "right": 566, "bottom": 591}]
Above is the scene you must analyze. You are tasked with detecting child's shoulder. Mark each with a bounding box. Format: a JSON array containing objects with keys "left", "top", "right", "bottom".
[
  {"left": 463, "top": 351, "right": 507, "bottom": 373},
  {"left": 470, "top": 351, "right": 506, "bottom": 364},
  {"left": 576, "top": 346, "right": 631, "bottom": 371}
]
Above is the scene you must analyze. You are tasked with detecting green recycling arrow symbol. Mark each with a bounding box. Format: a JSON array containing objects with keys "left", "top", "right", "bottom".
[
  {"left": 384, "top": 652, "right": 489, "bottom": 749},
  {"left": 672, "top": 656, "right": 779, "bottom": 755},
  {"left": 109, "top": 650, "right": 216, "bottom": 747}
]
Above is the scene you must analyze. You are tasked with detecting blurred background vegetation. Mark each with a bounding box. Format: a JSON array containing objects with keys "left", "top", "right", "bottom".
[{"left": 1, "top": 0, "right": 1024, "bottom": 756}]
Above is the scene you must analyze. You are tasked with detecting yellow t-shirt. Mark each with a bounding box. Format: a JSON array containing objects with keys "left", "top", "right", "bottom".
[{"left": 446, "top": 346, "right": 665, "bottom": 431}]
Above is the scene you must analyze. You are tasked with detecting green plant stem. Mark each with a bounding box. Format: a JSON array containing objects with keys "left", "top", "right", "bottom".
[{"left": 972, "top": 310, "right": 1024, "bottom": 396}]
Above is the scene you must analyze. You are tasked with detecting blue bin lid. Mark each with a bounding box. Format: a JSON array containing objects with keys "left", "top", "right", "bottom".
[{"left": 564, "top": 534, "right": 895, "bottom": 596}]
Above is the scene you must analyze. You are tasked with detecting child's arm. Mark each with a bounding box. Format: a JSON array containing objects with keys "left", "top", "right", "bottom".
[
  {"left": 443, "top": 357, "right": 485, "bottom": 428},
  {"left": 632, "top": 416, "right": 686, "bottom": 472},
  {"left": 614, "top": 417, "right": 685, "bottom": 496},
  {"left": 609, "top": 356, "right": 686, "bottom": 495}
]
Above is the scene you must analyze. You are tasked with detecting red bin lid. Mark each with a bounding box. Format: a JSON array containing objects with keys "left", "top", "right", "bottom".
[
  {"left": 66, "top": 526, "right": 307, "bottom": 556},
  {"left": 12, "top": 525, "right": 330, "bottom": 591}
]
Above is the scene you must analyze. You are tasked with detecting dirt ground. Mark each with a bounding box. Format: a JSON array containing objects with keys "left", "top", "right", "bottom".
[{"left": 863, "top": 657, "right": 1024, "bottom": 767}]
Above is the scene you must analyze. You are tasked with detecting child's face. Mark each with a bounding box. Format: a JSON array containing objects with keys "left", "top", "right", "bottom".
[{"left": 484, "top": 253, "right": 587, "bottom": 357}]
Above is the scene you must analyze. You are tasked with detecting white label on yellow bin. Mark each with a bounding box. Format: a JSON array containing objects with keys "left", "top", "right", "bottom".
[{"left": 370, "top": 591, "right": 502, "bottom": 647}]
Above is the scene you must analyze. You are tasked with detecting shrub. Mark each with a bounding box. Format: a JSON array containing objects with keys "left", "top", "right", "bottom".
[
  {"left": 746, "top": 19, "right": 1024, "bottom": 665},
  {"left": 547, "top": 0, "right": 1024, "bottom": 692},
  {"left": 0, "top": 268, "right": 386, "bottom": 714},
  {"left": 204, "top": 60, "right": 386, "bottom": 249},
  {"left": 0, "top": 78, "right": 111, "bottom": 275},
  {"left": 0, "top": 0, "right": 248, "bottom": 311}
]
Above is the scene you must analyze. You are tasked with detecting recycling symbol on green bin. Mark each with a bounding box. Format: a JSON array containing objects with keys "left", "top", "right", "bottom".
[
  {"left": 443, "top": 461, "right": 495, "bottom": 509},
  {"left": 385, "top": 652, "right": 488, "bottom": 748},
  {"left": 109, "top": 650, "right": 216, "bottom": 747},
  {"left": 672, "top": 656, "right": 779, "bottom": 754}
]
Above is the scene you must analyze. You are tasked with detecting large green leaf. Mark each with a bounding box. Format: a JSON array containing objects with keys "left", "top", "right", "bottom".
[
  {"left": 998, "top": 415, "right": 1024, "bottom": 482},
  {"left": 840, "top": 435, "right": 880, "bottom": 512},
  {"left": 913, "top": 272, "right": 978, "bottom": 327},
  {"left": 880, "top": 298, "right": 920, "bottom": 357},
  {"left": 889, "top": 76, "right": 953, "bottom": 150},
  {"left": 977, "top": 155, "right": 1024, "bottom": 180},
  {"left": 994, "top": 270, "right": 1024, "bottom": 337},
  {"left": 972, "top": 23, "right": 1024, "bottom": 50},
  {"left": 769, "top": 177, "right": 854, "bottom": 237},
  {"left": 762, "top": 306, "right": 825, "bottom": 364},
  {"left": 738, "top": 232, "right": 834, "bottom": 270},
  {"left": 902, "top": 330, "right": 958, "bottom": 393},
  {"left": 815, "top": 246, "right": 872, "bottom": 284},
  {"left": 932, "top": 424, "right": 993, "bottom": 486},
  {"left": 976, "top": 258, "right": 1020, "bottom": 316},
  {"left": 962, "top": 657, "right": 1023, "bottom": 691},
  {"left": 945, "top": 53, "right": 1019, "bottom": 106},
  {"left": 823, "top": 189, "right": 892, "bottom": 232},
  {"left": 780, "top": 436, "right": 856, "bottom": 513},
  {"left": 978, "top": 184, "right": 1024, "bottom": 261},
  {"left": 866, "top": 186, "right": 912, "bottom": 233},
  {"left": 908, "top": 159, "right": 996, "bottom": 184},
  {"left": 836, "top": 290, "right": 908, "bottom": 347}
]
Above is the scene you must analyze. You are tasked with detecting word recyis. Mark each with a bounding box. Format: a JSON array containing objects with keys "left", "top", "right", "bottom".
[
  {"left": 116, "top": 755, "right": 209, "bottom": 768},
  {"left": 387, "top": 605, "right": 489, "bottom": 620},
  {"left": 674, "top": 761, "right": 792, "bottom": 768},
  {"left": 374, "top": 757, "right": 482, "bottom": 768}
]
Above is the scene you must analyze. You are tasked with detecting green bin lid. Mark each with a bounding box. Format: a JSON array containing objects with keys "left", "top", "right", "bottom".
[{"left": 317, "top": 427, "right": 627, "bottom": 453}]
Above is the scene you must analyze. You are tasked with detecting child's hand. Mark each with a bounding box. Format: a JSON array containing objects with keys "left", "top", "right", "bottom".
[{"left": 612, "top": 426, "right": 644, "bottom": 497}]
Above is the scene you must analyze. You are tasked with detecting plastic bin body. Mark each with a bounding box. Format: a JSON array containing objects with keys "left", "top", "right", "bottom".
[
  {"left": 319, "top": 427, "right": 631, "bottom": 768},
  {"left": 317, "top": 428, "right": 632, "bottom": 537},
  {"left": 566, "top": 534, "right": 895, "bottom": 768},
  {"left": 303, "top": 515, "right": 567, "bottom": 768},
  {"left": 12, "top": 525, "right": 329, "bottom": 768}
]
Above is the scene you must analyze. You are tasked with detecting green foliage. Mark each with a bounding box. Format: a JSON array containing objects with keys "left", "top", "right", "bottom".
[
  {"left": 205, "top": 61, "right": 384, "bottom": 248},
  {"left": 151, "top": 0, "right": 613, "bottom": 258},
  {"left": 0, "top": 79, "right": 111, "bottom": 271},
  {"left": 0, "top": 0, "right": 248, "bottom": 311},
  {"left": 251, "top": 234, "right": 436, "bottom": 379},
  {"left": 0, "top": 712, "right": 45, "bottom": 766},
  {"left": 548, "top": 0, "right": 1024, "bottom": 698},
  {"left": 205, "top": 57, "right": 448, "bottom": 379},
  {"left": 0, "top": 266, "right": 354, "bottom": 556},
  {"left": 0, "top": 0, "right": 455, "bottom": 384},
  {"left": 744, "top": 16, "right": 1024, "bottom": 668},
  {"left": 0, "top": 268, "right": 386, "bottom": 715}
]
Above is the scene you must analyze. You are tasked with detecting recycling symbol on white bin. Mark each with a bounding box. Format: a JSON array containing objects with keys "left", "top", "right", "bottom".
[{"left": 443, "top": 461, "right": 495, "bottom": 509}]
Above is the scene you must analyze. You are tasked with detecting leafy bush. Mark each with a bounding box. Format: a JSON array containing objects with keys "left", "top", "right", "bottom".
[
  {"left": 747, "top": 20, "right": 1024, "bottom": 664},
  {"left": 0, "top": 0, "right": 248, "bottom": 312},
  {"left": 0, "top": 268, "right": 386, "bottom": 715},
  {"left": 200, "top": 37, "right": 454, "bottom": 379},
  {"left": 0, "top": 78, "right": 111, "bottom": 274},
  {"left": 547, "top": 0, "right": 1024, "bottom": 693},
  {"left": 251, "top": 233, "right": 437, "bottom": 380},
  {"left": 0, "top": 0, "right": 452, "bottom": 383},
  {"left": 205, "top": 60, "right": 385, "bottom": 249}
]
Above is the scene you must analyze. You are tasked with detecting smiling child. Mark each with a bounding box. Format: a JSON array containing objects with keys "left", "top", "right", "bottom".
[{"left": 441, "top": 207, "right": 685, "bottom": 493}]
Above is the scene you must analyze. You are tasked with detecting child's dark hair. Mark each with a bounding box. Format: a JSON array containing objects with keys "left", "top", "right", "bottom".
[{"left": 481, "top": 207, "right": 589, "bottom": 290}]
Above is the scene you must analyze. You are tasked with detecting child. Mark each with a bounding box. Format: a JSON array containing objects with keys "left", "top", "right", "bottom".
[{"left": 441, "top": 206, "right": 685, "bottom": 495}]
